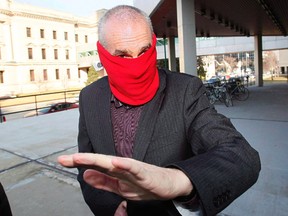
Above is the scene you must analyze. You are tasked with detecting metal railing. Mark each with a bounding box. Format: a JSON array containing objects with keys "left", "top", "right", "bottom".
[{"left": 0, "top": 89, "right": 80, "bottom": 120}]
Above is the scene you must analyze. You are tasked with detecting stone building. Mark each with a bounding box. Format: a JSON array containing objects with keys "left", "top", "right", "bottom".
[{"left": 0, "top": 0, "right": 105, "bottom": 96}]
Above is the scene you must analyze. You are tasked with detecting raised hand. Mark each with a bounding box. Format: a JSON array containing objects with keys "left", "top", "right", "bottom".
[{"left": 57, "top": 153, "right": 193, "bottom": 201}]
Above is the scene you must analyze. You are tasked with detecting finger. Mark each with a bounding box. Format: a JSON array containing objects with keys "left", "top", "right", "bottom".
[
  {"left": 84, "top": 169, "right": 145, "bottom": 200},
  {"left": 57, "top": 155, "right": 76, "bottom": 167},
  {"left": 111, "top": 157, "right": 145, "bottom": 181},
  {"left": 84, "top": 169, "right": 119, "bottom": 193},
  {"left": 58, "top": 153, "right": 115, "bottom": 171},
  {"left": 57, "top": 154, "right": 95, "bottom": 168},
  {"left": 77, "top": 153, "right": 116, "bottom": 168},
  {"left": 114, "top": 201, "right": 127, "bottom": 216}
]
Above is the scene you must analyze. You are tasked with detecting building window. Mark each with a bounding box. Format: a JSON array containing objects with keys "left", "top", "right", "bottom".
[
  {"left": 26, "top": 27, "right": 31, "bottom": 37},
  {"left": 78, "top": 70, "right": 81, "bottom": 78},
  {"left": 54, "top": 49, "right": 58, "bottom": 60},
  {"left": 55, "top": 69, "right": 59, "bottom": 80},
  {"left": 41, "top": 48, "right": 46, "bottom": 59},
  {"left": 75, "top": 34, "right": 78, "bottom": 42},
  {"left": 65, "top": 49, "right": 69, "bottom": 60},
  {"left": 40, "top": 29, "right": 45, "bottom": 38},
  {"left": 85, "top": 35, "right": 88, "bottom": 43},
  {"left": 67, "top": 69, "right": 70, "bottom": 79},
  {"left": 0, "top": 71, "right": 4, "bottom": 83},
  {"left": 28, "top": 48, "right": 33, "bottom": 59},
  {"left": 53, "top": 30, "right": 57, "bottom": 39},
  {"left": 43, "top": 69, "right": 48, "bottom": 81},
  {"left": 64, "top": 32, "right": 68, "bottom": 40},
  {"left": 30, "top": 69, "right": 35, "bottom": 82}
]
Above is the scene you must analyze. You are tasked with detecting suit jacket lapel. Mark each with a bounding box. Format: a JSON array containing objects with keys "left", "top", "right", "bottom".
[
  {"left": 95, "top": 79, "right": 116, "bottom": 155},
  {"left": 133, "top": 70, "right": 166, "bottom": 161}
]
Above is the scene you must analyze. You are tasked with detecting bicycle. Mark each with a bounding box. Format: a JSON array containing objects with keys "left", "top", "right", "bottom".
[
  {"left": 205, "top": 82, "right": 233, "bottom": 107},
  {"left": 227, "top": 78, "right": 249, "bottom": 101}
]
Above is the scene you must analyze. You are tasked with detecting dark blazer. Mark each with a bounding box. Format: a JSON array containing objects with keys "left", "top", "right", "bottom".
[
  {"left": 77, "top": 69, "right": 260, "bottom": 216},
  {"left": 0, "top": 183, "right": 12, "bottom": 216}
]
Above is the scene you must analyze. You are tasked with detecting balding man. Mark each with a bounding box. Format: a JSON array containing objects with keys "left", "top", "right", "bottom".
[{"left": 58, "top": 5, "right": 260, "bottom": 216}]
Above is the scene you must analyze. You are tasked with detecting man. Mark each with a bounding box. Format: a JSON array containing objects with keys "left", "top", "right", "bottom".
[{"left": 58, "top": 5, "right": 260, "bottom": 216}]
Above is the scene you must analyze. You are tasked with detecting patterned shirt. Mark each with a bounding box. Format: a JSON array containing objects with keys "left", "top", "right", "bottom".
[{"left": 110, "top": 95, "right": 143, "bottom": 157}]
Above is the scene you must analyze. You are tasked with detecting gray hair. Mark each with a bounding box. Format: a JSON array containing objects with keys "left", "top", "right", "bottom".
[{"left": 98, "top": 5, "right": 153, "bottom": 47}]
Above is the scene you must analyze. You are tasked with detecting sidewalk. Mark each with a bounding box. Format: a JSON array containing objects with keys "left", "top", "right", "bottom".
[
  {"left": 0, "top": 82, "right": 287, "bottom": 216},
  {"left": 215, "top": 82, "right": 288, "bottom": 216}
]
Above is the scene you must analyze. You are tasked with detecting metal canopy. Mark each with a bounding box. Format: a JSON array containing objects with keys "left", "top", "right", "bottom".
[{"left": 150, "top": 0, "right": 288, "bottom": 38}]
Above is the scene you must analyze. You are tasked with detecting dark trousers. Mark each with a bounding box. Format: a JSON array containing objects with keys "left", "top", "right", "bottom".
[{"left": 0, "top": 183, "right": 12, "bottom": 216}]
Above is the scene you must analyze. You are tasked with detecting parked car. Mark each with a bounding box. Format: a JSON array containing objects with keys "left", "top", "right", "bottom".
[
  {"left": 206, "top": 77, "right": 222, "bottom": 86},
  {"left": 0, "top": 108, "right": 6, "bottom": 123},
  {"left": 24, "top": 102, "right": 79, "bottom": 118}
]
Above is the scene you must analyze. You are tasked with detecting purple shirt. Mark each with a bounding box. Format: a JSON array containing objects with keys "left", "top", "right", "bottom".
[{"left": 111, "top": 96, "right": 143, "bottom": 158}]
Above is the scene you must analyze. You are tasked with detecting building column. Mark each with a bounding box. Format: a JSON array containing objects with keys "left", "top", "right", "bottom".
[
  {"left": 176, "top": 0, "right": 197, "bottom": 75},
  {"left": 168, "top": 36, "right": 177, "bottom": 71},
  {"left": 254, "top": 35, "right": 263, "bottom": 87}
]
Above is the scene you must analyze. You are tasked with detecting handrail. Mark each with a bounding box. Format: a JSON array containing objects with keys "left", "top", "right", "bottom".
[{"left": 0, "top": 89, "right": 81, "bottom": 118}]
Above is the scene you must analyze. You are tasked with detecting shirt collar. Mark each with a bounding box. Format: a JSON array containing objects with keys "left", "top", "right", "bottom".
[{"left": 111, "top": 94, "right": 134, "bottom": 109}]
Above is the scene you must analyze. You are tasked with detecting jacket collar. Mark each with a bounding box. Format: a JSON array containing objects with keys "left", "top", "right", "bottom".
[
  {"left": 96, "top": 69, "right": 167, "bottom": 160},
  {"left": 132, "top": 69, "right": 167, "bottom": 161}
]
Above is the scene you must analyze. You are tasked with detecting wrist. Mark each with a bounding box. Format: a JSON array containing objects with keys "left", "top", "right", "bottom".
[
  {"left": 168, "top": 168, "right": 193, "bottom": 197},
  {"left": 174, "top": 188, "right": 197, "bottom": 203}
]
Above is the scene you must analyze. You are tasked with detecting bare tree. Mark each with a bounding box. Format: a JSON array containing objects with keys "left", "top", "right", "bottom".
[
  {"left": 263, "top": 51, "right": 278, "bottom": 78},
  {"left": 224, "top": 56, "right": 238, "bottom": 73}
]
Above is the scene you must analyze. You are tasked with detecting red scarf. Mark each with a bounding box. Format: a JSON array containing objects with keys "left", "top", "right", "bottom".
[{"left": 97, "top": 35, "right": 159, "bottom": 106}]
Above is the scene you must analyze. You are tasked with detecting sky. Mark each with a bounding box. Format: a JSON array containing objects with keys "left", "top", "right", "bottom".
[{"left": 15, "top": 0, "right": 134, "bottom": 17}]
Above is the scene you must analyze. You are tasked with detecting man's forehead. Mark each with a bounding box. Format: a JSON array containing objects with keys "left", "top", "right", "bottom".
[
  {"left": 103, "top": 21, "right": 152, "bottom": 51},
  {"left": 105, "top": 16, "right": 147, "bottom": 31}
]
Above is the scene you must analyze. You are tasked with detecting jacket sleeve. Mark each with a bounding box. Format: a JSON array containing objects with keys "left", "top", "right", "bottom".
[
  {"left": 77, "top": 90, "right": 123, "bottom": 216},
  {"left": 171, "top": 77, "right": 261, "bottom": 216},
  {"left": 0, "top": 183, "right": 12, "bottom": 216}
]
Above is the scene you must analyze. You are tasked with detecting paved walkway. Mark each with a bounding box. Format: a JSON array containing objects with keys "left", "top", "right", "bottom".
[
  {"left": 0, "top": 82, "right": 287, "bottom": 216},
  {"left": 215, "top": 82, "right": 288, "bottom": 216}
]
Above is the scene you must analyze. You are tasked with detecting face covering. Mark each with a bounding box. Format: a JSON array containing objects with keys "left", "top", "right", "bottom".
[{"left": 97, "top": 34, "right": 159, "bottom": 106}]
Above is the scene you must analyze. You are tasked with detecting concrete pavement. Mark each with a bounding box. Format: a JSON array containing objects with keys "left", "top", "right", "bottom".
[
  {"left": 0, "top": 82, "right": 287, "bottom": 216},
  {"left": 0, "top": 109, "right": 93, "bottom": 216},
  {"left": 215, "top": 82, "right": 288, "bottom": 216}
]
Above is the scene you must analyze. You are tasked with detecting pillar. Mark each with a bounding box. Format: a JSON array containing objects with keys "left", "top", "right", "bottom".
[
  {"left": 254, "top": 35, "right": 263, "bottom": 87},
  {"left": 168, "top": 36, "right": 177, "bottom": 71},
  {"left": 176, "top": 0, "right": 197, "bottom": 75}
]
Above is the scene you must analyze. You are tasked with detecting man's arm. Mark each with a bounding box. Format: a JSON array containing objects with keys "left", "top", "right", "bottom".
[
  {"left": 170, "top": 76, "right": 261, "bottom": 215},
  {"left": 59, "top": 153, "right": 194, "bottom": 200}
]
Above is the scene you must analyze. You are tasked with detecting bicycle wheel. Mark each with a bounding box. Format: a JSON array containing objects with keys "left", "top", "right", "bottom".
[
  {"left": 219, "top": 91, "right": 225, "bottom": 103},
  {"left": 209, "top": 95, "right": 216, "bottom": 104},
  {"left": 235, "top": 86, "right": 249, "bottom": 101},
  {"left": 221, "top": 92, "right": 233, "bottom": 107},
  {"left": 224, "top": 92, "right": 233, "bottom": 107},
  {"left": 205, "top": 92, "right": 214, "bottom": 104},
  {"left": 205, "top": 88, "right": 216, "bottom": 104}
]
